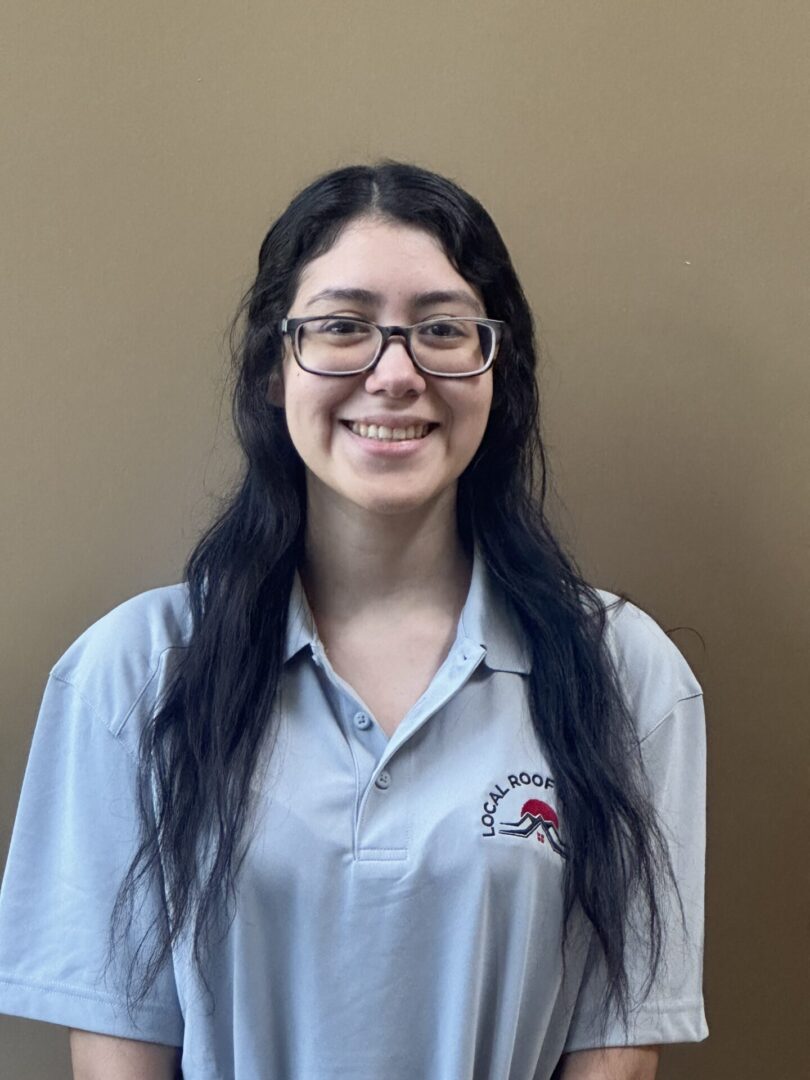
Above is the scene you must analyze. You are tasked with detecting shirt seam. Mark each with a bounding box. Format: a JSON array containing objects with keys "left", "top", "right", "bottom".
[
  {"left": 119, "top": 644, "right": 187, "bottom": 735},
  {"left": 49, "top": 644, "right": 188, "bottom": 754},
  {"left": 356, "top": 847, "right": 409, "bottom": 855},
  {"left": 48, "top": 672, "right": 106, "bottom": 728},
  {"left": 627, "top": 997, "right": 705, "bottom": 1014},
  {"left": 639, "top": 691, "right": 704, "bottom": 745},
  {"left": 0, "top": 974, "right": 172, "bottom": 1014}
]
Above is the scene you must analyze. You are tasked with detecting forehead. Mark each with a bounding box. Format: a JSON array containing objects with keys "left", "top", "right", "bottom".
[{"left": 293, "top": 217, "right": 482, "bottom": 310}]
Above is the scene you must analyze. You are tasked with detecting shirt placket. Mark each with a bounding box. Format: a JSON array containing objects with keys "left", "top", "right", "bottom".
[{"left": 310, "top": 636, "right": 486, "bottom": 863}]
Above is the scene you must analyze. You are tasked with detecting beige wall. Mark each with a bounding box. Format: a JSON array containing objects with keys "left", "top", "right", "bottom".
[{"left": 2, "top": 2, "right": 807, "bottom": 1075}]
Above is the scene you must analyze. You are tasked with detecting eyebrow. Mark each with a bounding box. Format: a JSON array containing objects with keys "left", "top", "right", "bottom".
[{"left": 304, "top": 287, "right": 485, "bottom": 315}]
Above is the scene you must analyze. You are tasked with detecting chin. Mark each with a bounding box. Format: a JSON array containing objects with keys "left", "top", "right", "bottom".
[
  {"left": 349, "top": 480, "right": 456, "bottom": 519},
  {"left": 354, "top": 493, "right": 433, "bottom": 517},
  {"left": 306, "top": 469, "right": 457, "bottom": 520}
]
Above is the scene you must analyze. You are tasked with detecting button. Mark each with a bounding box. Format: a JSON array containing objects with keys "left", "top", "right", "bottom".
[
  {"left": 375, "top": 771, "right": 391, "bottom": 790},
  {"left": 353, "top": 711, "right": 371, "bottom": 730}
]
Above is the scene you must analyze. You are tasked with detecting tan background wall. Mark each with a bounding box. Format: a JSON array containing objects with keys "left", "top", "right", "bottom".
[{"left": 2, "top": 1, "right": 807, "bottom": 1076}]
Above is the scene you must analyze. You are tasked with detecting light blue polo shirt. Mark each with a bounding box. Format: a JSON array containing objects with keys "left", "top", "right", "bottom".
[{"left": 0, "top": 552, "right": 707, "bottom": 1078}]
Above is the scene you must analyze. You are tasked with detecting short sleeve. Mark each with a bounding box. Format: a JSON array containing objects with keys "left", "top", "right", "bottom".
[
  {"left": 564, "top": 691, "right": 709, "bottom": 1050},
  {"left": 0, "top": 674, "right": 184, "bottom": 1044}
]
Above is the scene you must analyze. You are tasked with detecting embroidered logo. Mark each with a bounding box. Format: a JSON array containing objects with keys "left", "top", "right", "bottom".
[{"left": 480, "top": 771, "right": 567, "bottom": 856}]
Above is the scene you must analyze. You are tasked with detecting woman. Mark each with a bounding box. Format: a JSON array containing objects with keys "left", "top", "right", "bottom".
[{"left": 0, "top": 163, "right": 707, "bottom": 1079}]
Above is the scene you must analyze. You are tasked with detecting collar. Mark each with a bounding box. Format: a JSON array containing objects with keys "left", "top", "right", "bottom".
[
  {"left": 284, "top": 571, "right": 319, "bottom": 663},
  {"left": 283, "top": 545, "right": 531, "bottom": 675},
  {"left": 458, "top": 546, "right": 531, "bottom": 674}
]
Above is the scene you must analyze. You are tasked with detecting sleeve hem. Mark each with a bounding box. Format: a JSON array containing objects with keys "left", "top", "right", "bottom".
[
  {"left": 564, "top": 1000, "right": 708, "bottom": 1052},
  {"left": 0, "top": 975, "right": 184, "bottom": 1046}
]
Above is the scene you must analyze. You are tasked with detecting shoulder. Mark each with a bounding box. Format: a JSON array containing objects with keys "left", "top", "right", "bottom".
[
  {"left": 593, "top": 588, "right": 703, "bottom": 741},
  {"left": 49, "top": 583, "right": 192, "bottom": 754}
]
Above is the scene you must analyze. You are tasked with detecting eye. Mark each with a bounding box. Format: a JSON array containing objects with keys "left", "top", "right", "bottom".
[
  {"left": 417, "top": 319, "right": 470, "bottom": 343},
  {"left": 315, "top": 318, "right": 372, "bottom": 335},
  {"left": 430, "top": 320, "right": 463, "bottom": 334}
]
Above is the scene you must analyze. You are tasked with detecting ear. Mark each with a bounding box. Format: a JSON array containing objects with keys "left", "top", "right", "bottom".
[{"left": 266, "top": 368, "right": 285, "bottom": 408}]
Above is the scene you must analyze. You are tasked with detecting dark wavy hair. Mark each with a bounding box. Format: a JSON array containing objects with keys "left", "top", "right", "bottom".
[{"left": 111, "top": 161, "right": 676, "bottom": 1030}]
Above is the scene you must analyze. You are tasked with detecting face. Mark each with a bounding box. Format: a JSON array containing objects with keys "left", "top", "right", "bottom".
[{"left": 277, "top": 217, "right": 494, "bottom": 519}]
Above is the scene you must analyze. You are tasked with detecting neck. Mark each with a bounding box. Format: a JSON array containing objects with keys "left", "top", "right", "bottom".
[{"left": 300, "top": 484, "right": 471, "bottom": 623}]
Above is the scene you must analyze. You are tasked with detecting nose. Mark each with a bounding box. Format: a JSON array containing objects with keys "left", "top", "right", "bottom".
[{"left": 363, "top": 335, "right": 427, "bottom": 397}]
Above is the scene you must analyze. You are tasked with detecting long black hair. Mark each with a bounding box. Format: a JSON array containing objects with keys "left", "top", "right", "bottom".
[{"left": 111, "top": 161, "right": 675, "bottom": 1028}]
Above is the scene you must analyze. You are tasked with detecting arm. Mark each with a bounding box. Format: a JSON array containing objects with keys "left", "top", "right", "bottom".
[
  {"left": 561, "top": 694, "right": 707, "bottom": 1059},
  {"left": 554, "top": 1045, "right": 660, "bottom": 1080},
  {"left": 0, "top": 677, "right": 184, "bottom": 1043},
  {"left": 70, "top": 1029, "right": 181, "bottom": 1080}
]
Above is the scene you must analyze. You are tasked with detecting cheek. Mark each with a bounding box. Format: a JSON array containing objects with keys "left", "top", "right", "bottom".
[
  {"left": 279, "top": 368, "right": 313, "bottom": 452},
  {"left": 458, "top": 380, "right": 494, "bottom": 439},
  {"left": 284, "top": 372, "right": 346, "bottom": 449}
]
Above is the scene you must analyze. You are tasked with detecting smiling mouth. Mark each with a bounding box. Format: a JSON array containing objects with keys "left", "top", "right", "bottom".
[{"left": 341, "top": 420, "right": 439, "bottom": 442}]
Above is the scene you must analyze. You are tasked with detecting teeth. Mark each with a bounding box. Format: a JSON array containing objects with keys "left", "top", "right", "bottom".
[{"left": 347, "top": 421, "right": 432, "bottom": 442}]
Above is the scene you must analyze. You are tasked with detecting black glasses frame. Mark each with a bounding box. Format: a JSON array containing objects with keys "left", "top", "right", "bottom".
[{"left": 280, "top": 316, "right": 504, "bottom": 378}]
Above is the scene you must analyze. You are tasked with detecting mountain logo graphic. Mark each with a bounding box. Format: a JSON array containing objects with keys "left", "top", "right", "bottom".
[
  {"left": 479, "top": 772, "right": 567, "bottom": 856},
  {"left": 498, "top": 798, "right": 567, "bottom": 856}
]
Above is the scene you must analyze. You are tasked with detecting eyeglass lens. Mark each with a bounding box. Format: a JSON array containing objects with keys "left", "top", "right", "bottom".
[{"left": 296, "top": 318, "right": 494, "bottom": 375}]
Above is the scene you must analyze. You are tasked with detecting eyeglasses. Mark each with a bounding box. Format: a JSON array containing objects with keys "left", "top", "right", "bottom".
[{"left": 280, "top": 316, "right": 504, "bottom": 378}]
